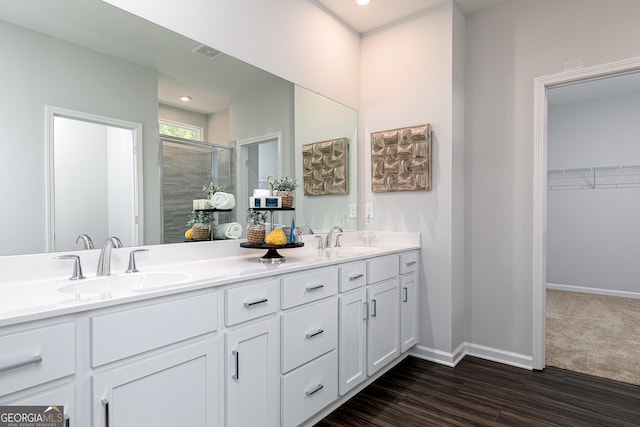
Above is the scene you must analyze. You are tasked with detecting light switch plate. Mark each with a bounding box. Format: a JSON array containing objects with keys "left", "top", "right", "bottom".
[
  {"left": 349, "top": 204, "right": 357, "bottom": 218},
  {"left": 365, "top": 203, "right": 373, "bottom": 219}
]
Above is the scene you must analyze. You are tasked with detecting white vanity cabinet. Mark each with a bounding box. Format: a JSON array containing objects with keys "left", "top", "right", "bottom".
[
  {"left": 224, "top": 279, "right": 280, "bottom": 427},
  {"left": 338, "top": 261, "right": 367, "bottom": 396},
  {"left": 91, "top": 292, "right": 219, "bottom": 427},
  {"left": 280, "top": 267, "right": 339, "bottom": 427},
  {"left": 0, "top": 322, "right": 75, "bottom": 425},
  {"left": 338, "top": 252, "right": 418, "bottom": 396},
  {"left": 400, "top": 251, "right": 419, "bottom": 352}
]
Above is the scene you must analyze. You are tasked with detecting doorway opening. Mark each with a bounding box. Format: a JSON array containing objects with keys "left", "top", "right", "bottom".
[
  {"left": 45, "top": 106, "right": 142, "bottom": 252},
  {"left": 236, "top": 133, "right": 281, "bottom": 233},
  {"left": 532, "top": 57, "right": 640, "bottom": 370}
]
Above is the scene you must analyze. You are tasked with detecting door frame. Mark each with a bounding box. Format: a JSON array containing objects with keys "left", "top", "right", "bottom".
[
  {"left": 532, "top": 56, "right": 640, "bottom": 370},
  {"left": 236, "top": 132, "right": 282, "bottom": 224},
  {"left": 45, "top": 105, "right": 143, "bottom": 251}
]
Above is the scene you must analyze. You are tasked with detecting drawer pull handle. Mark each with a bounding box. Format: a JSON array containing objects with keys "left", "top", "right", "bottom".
[
  {"left": 348, "top": 273, "right": 364, "bottom": 281},
  {"left": 244, "top": 298, "right": 268, "bottom": 307},
  {"left": 371, "top": 299, "right": 377, "bottom": 317},
  {"left": 306, "top": 384, "right": 324, "bottom": 396},
  {"left": 0, "top": 355, "right": 42, "bottom": 373},
  {"left": 101, "top": 399, "right": 109, "bottom": 427},
  {"left": 305, "top": 329, "right": 325, "bottom": 339},
  {"left": 406, "top": 260, "right": 417, "bottom": 266},
  {"left": 232, "top": 350, "right": 239, "bottom": 380},
  {"left": 403, "top": 287, "right": 408, "bottom": 303},
  {"left": 305, "top": 283, "right": 324, "bottom": 292}
]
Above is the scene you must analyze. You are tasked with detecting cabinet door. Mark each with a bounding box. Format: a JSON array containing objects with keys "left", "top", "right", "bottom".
[
  {"left": 226, "top": 318, "right": 279, "bottom": 427},
  {"left": 93, "top": 337, "right": 218, "bottom": 427},
  {"left": 338, "top": 288, "right": 366, "bottom": 395},
  {"left": 367, "top": 279, "right": 399, "bottom": 375},
  {"left": 400, "top": 272, "right": 418, "bottom": 352},
  {"left": 2, "top": 382, "right": 74, "bottom": 427}
]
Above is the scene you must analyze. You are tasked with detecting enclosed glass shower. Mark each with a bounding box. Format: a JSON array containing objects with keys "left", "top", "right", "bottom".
[{"left": 161, "top": 135, "right": 235, "bottom": 244}]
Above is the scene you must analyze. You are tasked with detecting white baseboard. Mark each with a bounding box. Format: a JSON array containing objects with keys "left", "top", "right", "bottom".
[
  {"left": 409, "top": 342, "right": 533, "bottom": 370},
  {"left": 547, "top": 282, "right": 640, "bottom": 299},
  {"left": 410, "top": 343, "right": 465, "bottom": 367}
]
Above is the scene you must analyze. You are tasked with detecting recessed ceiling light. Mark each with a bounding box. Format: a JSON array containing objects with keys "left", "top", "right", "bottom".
[
  {"left": 356, "top": 0, "right": 370, "bottom": 5},
  {"left": 180, "top": 96, "right": 192, "bottom": 102}
]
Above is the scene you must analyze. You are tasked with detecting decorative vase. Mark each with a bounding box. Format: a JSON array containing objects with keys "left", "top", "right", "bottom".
[{"left": 246, "top": 224, "right": 266, "bottom": 245}]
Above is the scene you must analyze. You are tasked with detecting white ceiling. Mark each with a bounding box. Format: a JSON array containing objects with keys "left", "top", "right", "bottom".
[{"left": 316, "top": 0, "right": 510, "bottom": 33}]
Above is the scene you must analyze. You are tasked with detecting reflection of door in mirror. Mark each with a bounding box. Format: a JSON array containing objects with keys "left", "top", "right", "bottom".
[
  {"left": 237, "top": 135, "right": 282, "bottom": 233},
  {"left": 161, "top": 137, "right": 234, "bottom": 244},
  {"left": 48, "top": 110, "right": 142, "bottom": 252}
]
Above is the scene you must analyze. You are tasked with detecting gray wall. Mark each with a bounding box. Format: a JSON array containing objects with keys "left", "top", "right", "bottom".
[
  {"left": 466, "top": 0, "right": 640, "bottom": 357},
  {"left": 0, "top": 20, "right": 159, "bottom": 255},
  {"left": 547, "top": 92, "right": 640, "bottom": 293}
]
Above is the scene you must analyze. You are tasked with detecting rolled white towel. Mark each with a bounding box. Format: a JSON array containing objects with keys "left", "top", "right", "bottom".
[
  {"left": 253, "top": 188, "right": 270, "bottom": 197},
  {"left": 210, "top": 192, "right": 236, "bottom": 210},
  {"left": 214, "top": 222, "right": 243, "bottom": 239}
]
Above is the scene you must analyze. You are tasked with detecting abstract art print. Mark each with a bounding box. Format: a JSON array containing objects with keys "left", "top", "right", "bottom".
[
  {"left": 371, "top": 124, "right": 431, "bottom": 192},
  {"left": 302, "top": 137, "right": 349, "bottom": 196}
]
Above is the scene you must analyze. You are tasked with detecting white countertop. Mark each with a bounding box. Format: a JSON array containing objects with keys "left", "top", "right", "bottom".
[{"left": 0, "top": 232, "right": 419, "bottom": 327}]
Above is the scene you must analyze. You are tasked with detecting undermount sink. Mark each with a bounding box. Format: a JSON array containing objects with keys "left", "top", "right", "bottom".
[{"left": 58, "top": 272, "right": 190, "bottom": 295}]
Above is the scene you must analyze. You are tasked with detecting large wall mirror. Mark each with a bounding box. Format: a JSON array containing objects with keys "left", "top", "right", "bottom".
[{"left": 0, "top": 0, "right": 358, "bottom": 256}]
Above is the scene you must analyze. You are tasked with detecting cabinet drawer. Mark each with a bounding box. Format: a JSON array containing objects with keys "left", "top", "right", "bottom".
[
  {"left": 225, "top": 279, "right": 279, "bottom": 326},
  {"left": 91, "top": 292, "right": 217, "bottom": 367},
  {"left": 339, "top": 261, "right": 366, "bottom": 292},
  {"left": 281, "top": 350, "right": 338, "bottom": 427},
  {"left": 400, "top": 251, "right": 419, "bottom": 275},
  {"left": 366, "top": 254, "right": 399, "bottom": 284},
  {"left": 0, "top": 323, "right": 75, "bottom": 397},
  {"left": 281, "top": 267, "right": 337, "bottom": 309},
  {"left": 281, "top": 298, "right": 337, "bottom": 373}
]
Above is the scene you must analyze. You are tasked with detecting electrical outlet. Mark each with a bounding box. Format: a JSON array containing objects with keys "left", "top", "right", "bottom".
[
  {"left": 349, "top": 203, "right": 357, "bottom": 218},
  {"left": 365, "top": 203, "right": 374, "bottom": 219}
]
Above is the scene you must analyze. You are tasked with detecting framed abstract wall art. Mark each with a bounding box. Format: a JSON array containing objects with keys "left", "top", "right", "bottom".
[
  {"left": 371, "top": 124, "right": 431, "bottom": 192},
  {"left": 302, "top": 137, "right": 349, "bottom": 196}
]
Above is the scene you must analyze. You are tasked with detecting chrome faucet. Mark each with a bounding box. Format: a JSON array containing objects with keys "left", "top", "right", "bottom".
[
  {"left": 325, "top": 225, "right": 343, "bottom": 248},
  {"left": 96, "top": 236, "right": 123, "bottom": 276},
  {"left": 75, "top": 234, "right": 94, "bottom": 250}
]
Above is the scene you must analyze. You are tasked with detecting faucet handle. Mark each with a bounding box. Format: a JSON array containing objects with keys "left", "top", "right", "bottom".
[
  {"left": 315, "top": 235, "right": 325, "bottom": 250},
  {"left": 54, "top": 255, "right": 85, "bottom": 280},
  {"left": 335, "top": 233, "right": 343, "bottom": 248},
  {"left": 125, "top": 249, "right": 149, "bottom": 273}
]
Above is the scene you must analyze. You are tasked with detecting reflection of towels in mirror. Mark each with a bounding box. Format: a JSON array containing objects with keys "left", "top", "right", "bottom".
[
  {"left": 214, "top": 222, "right": 242, "bottom": 239},
  {"left": 211, "top": 192, "right": 236, "bottom": 209}
]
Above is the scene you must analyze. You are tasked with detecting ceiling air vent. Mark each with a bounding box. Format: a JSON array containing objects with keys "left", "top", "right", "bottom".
[{"left": 192, "top": 44, "right": 223, "bottom": 59}]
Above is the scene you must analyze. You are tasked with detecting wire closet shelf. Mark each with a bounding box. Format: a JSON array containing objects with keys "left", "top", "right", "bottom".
[{"left": 547, "top": 164, "right": 640, "bottom": 190}]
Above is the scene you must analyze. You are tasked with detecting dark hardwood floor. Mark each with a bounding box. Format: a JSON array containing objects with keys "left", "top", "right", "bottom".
[{"left": 315, "top": 356, "right": 640, "bottom": 426}]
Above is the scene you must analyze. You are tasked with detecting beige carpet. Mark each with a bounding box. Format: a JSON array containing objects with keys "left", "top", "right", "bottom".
[{"left": 546, "top": 289, "right": 640, "bottom": 385}]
